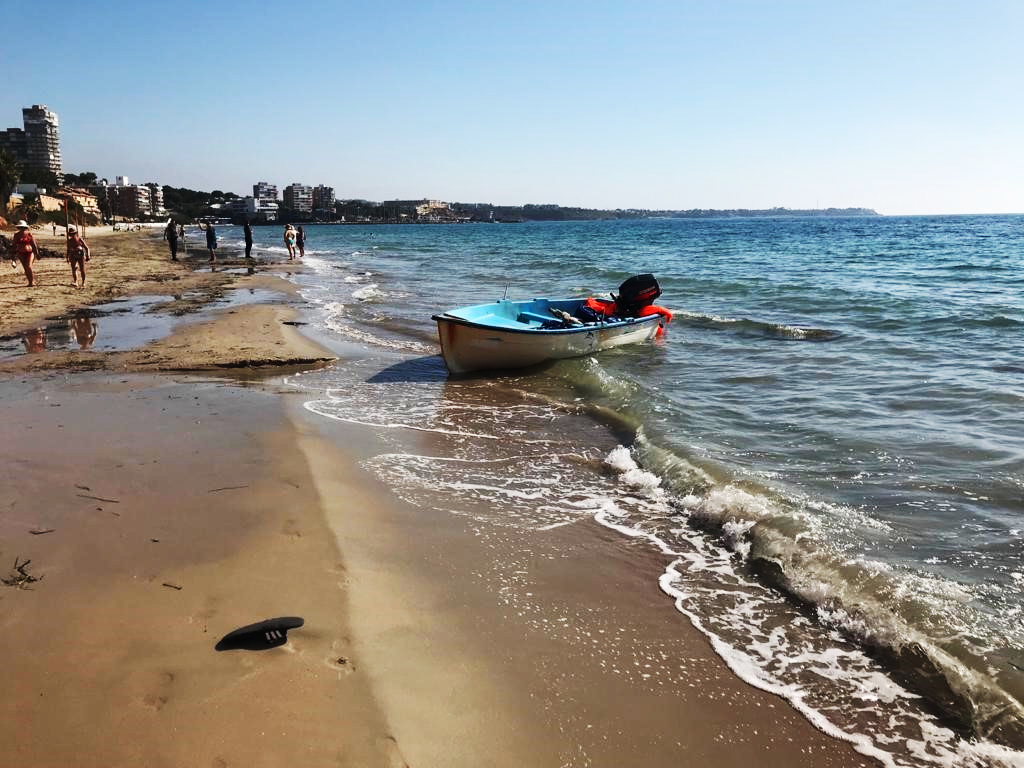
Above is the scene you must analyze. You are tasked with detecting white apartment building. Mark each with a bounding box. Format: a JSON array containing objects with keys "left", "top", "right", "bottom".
[
  {"left": 283, "top": 183, "right": 313, "bottom": 213},
  {"left": 144, "top": 182, "right": 165, "bottom": 217},
  {"left": 253, "top": 181, "right": 277, "bottom": 204}
]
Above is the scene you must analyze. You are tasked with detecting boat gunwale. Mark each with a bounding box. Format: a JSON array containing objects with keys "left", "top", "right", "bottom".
[{"left": 430, "top": 311, "right": 661, "bottom": 336}]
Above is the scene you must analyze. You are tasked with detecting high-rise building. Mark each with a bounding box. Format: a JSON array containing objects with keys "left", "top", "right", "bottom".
[
  {"left": 0, "top": 105, "right": 63, "bottom": 183},
  {"left": 253, "top": 181, "right": 277, "bottom": 204},
  {"left": 144, "top": 183, "right": 165, "bottom": 217},
  {"left": 109, "top": 183, "right": 152, "bottom": 219},
  {"left": 22, "top": 105, "right": 62, "bottom": 181},
  {"left": 312, "top": 184, "right": 335, "bottom": 214},
  {"left": 0, "top": 128, "right": 28, "bottom": 162},
  {"left": 251, "top": 182, "right": 280, "bottom": 221},
  {"left": 283, "top": 183, "right": 313, "bottom": 213}
]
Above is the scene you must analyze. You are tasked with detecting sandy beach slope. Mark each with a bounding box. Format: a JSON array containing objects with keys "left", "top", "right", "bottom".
[{"left": 0, "top": 226, "right": 868, "bottom": 766}]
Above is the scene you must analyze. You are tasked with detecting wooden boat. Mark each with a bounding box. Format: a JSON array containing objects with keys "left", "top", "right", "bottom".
[{"left": 432, "top": 296, "right": 665, "bottom": 374}]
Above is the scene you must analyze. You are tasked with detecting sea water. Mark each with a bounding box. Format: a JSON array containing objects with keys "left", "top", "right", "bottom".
[{"left": 223, "top": 216, "right": 1024, "bottom": 766}]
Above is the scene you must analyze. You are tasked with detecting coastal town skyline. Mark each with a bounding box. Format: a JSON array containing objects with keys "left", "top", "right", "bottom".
[{"left": 7, "top": 0, "right": 1024, "bottom": 217}]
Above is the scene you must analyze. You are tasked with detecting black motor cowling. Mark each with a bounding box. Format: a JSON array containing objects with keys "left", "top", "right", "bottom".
[{"left": 614, "top": 274, "right": 661, "bottom": 315}]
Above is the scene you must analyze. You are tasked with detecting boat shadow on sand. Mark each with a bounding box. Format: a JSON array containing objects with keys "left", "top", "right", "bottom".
[{"left": 366, "top": 354, "right": 570, "bottom": 383}]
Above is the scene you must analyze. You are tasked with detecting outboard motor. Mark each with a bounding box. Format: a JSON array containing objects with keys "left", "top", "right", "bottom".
[{"left": 613, "top": 274, "right": 662, "bottom": 316}]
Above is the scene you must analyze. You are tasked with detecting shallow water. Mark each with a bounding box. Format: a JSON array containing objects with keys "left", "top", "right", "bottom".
[
  {"left": 0, "top": 296, "right": 179, "bottom": 356},
  {"left": 226, "top": 215, "right": 1024, "bottom": 766}
]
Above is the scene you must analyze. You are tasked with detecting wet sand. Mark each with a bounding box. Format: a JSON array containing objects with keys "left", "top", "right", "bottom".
[{"left": 0, "top": 227, "right": 868, "bottom": 766}]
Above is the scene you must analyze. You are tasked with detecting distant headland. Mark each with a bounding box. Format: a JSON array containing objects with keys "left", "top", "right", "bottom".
[
  {"left": 163, "top": 188, "right": 880, "bottom": 225},
  {"left": 447, "top": 204, "right": 880, "bottom": 224}
]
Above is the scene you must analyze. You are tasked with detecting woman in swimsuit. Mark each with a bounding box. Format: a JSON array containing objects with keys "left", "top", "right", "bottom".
[
  {"left": 11, "top": 220, "right": 40, "bottom": 287},
  {"left": 283, "top": 225, "right": 297, "bottom": 260},
  {"left": 66, "top": 225, "right": 91, "bottom": 287}
]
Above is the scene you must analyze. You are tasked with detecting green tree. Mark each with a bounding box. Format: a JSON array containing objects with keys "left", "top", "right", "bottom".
[
  {"left": 64, "top": 170, "right": 98, "bottom": 187},
  {"left": 0, "top": 149, "right": 20, "bottom": 212},
  {"left": 18, "top": 166, "right": 60, "bottom": 191}
]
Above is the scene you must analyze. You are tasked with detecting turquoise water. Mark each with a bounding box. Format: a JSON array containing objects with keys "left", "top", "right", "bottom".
[{"left": 225, "top": 216, "right": 1024, "bottom": 765}]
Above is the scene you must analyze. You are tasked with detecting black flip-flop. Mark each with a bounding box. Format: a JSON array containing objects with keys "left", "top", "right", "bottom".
[{"left": 215, "top": 616, "right": 305, "bottom": 651}]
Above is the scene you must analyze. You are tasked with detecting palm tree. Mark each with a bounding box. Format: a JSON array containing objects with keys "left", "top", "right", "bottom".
[
  {"left": 0, "top": 149, "right": 20, "bottom": 213},
  {"left": 11, "top": 194, "right": 43, "bottom": 225}
]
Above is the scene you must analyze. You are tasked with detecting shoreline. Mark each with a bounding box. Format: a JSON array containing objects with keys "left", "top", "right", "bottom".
[{"left": 0, "top": 230, "right": 869, "bottom": 765}]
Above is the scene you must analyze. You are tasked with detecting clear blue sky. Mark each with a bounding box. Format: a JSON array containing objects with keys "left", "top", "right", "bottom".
[{"left": 5, "top": 0, "right": 1022, "bottom": 215}]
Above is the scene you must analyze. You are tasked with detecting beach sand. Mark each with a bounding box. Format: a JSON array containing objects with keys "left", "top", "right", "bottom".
[{"left": 0, "top": 227, "right": 869, "bottom": 766}]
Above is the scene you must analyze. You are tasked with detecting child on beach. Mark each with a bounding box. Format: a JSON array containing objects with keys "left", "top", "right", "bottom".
[
  {"left": 66, "top": 225, "right": 91, "bottom": 288},
  {"left": 11, "top": 220, "right": 40, "bottom": 287}
]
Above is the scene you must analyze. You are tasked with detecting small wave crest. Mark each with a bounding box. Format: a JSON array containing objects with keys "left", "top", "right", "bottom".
[
  {"left": 352, "top": 284, "right": 384, "bottom": 302},
  {"left": 677, "top": 312, "right": 842, "bottom": 341},
  {"left": 924, "top": 314, "right": 1023, "bottom": 329},
  {"left": 602, "top": 437, "right": 1024, "bottom": 764}
]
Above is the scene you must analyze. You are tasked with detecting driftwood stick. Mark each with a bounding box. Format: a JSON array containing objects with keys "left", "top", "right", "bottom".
[{"left": 2, "top": 557, "right": 43, "bottom": 589}]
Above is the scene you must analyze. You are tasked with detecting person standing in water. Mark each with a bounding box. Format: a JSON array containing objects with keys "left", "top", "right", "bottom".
[
  {"left": 296, "top": 225, "right": 306, "bottom": 258},
  {"left": 11, "top": 220, "right": 40, "bottom": 287},
  {"left": 283, "top": 224, "right": 296, "bottom": 260},
  {"left": 243, "top": 219, "right": 253, "bottom": 260},
  {"left": 164, "top": 219, "right": 179, "bottom": 261},
  {"left": 202, "top": 223, "right": 217, "bottom": 262},
  {"left": 66, "top": 225, "right": 91, "bottom": 287}
]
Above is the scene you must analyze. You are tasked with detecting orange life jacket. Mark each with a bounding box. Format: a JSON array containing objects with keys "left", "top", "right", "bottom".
[
  {"left": 584, "top": 297, "right": 617, "bottom": 317},
  {"left": 637, "top": 304, "right": 673, "bottom": 336},
  {"left": 637, "top": 304, "right": 673, "bottom": 322}
]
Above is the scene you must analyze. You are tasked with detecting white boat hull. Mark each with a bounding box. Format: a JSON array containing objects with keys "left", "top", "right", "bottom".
[{"left": 434, "top": 312, "right": 662, "bottom": 374}]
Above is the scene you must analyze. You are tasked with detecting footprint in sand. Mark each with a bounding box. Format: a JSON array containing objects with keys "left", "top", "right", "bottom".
[
  {"left": 326, "top": 655, "right": 355, "bottom": 674},
  {"left": 378, "top": 735, "right": 409, "bottom": 768},
  {"left": 142, "top": 670, "right": 175, "bottom": 711},
  {"left": 327, "top": 639, "right": 356, "bottom": 673}
]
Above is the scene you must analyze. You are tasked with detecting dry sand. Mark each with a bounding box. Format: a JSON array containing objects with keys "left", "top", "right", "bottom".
[{"left": 0, "top": 225, "right": 869, "bottom": 766}]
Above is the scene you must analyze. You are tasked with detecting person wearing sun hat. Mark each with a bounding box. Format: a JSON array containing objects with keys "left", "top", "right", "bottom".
[
  {"left": 11, "top": 220, "right": 40, "bottom": 287},
  {"left": 66, "top": 225, "right": 91, "bottom": 288}
]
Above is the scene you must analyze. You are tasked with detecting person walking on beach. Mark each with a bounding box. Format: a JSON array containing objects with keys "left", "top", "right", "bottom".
[
  {"left": 283, "top": 224, "right": 297, "bottom": 260},
  {"left": 202, "top": 223, "right": 218, "bottom": 262},
  {"left": 11, "top": 220, "right": 40, "bottom": 287},
  {"left": 243, "top": 219, "right": 253, "bottom": 260},
  {"left": 66, "top": 225, "right": 91, "bottom": 288},
  {"left": 164, "top": 219, "right": 179, "bottom": 261},
  {"left": 296, "top": 225, "right": 306, "bottom": 258}
]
